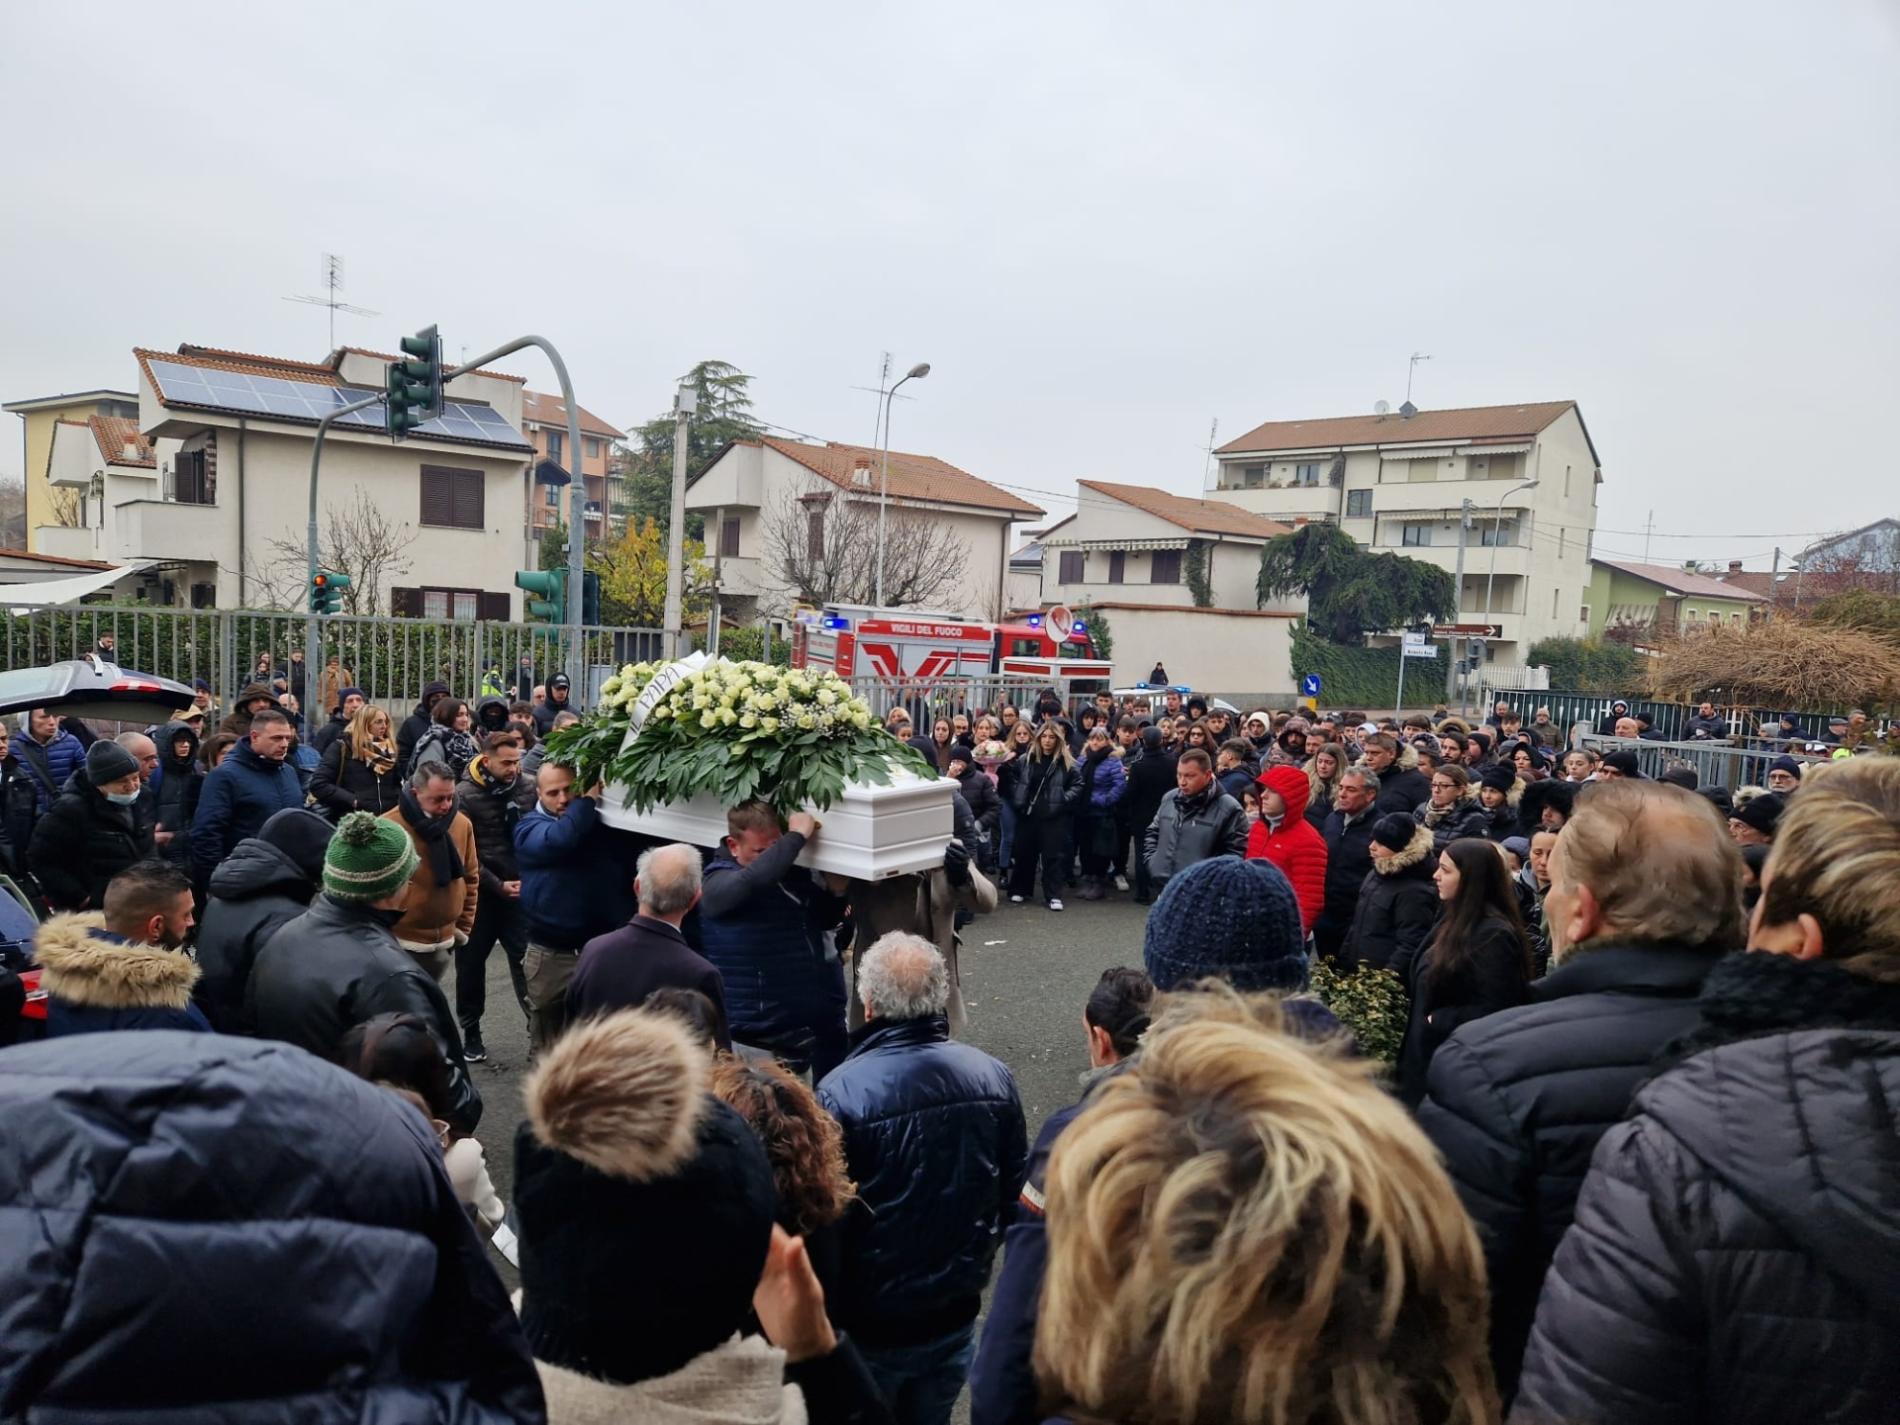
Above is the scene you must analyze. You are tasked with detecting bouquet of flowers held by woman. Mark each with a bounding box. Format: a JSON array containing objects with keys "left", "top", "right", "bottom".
[{"left": 543, "top": 658, "right": 932, "bottom": 813}]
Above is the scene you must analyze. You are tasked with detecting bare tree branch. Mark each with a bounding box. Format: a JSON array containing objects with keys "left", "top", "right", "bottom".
[
  {"left": 762, "top": 479, "right": 971, "bottom": 610},
  {"left": 257, "top": 489, "right": 417, "bottom": 614}
]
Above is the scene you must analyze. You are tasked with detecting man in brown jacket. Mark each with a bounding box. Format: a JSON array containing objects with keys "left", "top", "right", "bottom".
[{"left": 382, "top": 764, "right": 480, "bottom": 981}]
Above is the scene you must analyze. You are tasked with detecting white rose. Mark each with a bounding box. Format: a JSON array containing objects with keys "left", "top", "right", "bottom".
[
  {"left": 761, "top": 716, "right": 780, "bottom": 733},
  {"left": 797, "top": 713, "right": 816, "bottom": 730},
  {"left": 700, "top": 711, "right": 720, "bottom": 730},
  {"left": 739, "top": 711, "right": 759, "bottom": 729},
  {"left": 754, "top": 691, "right": 777, "bottom": 711}
]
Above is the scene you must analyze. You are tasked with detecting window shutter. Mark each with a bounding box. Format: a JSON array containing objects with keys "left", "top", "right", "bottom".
[
  {"left": 480, "top": 591, "right": 512, "bottom": 621},
  {"left": 722, "top": 516, "right": 741, "bottom": 558},
  {"left": 453, "top": 470, "right": 485, "bottom": 528},
  {"left": 419, "top": 470, "right": 451, "bottom": 526},
  {"left": 1108, "top": 550, "right": 1125, "bottom": 584},
  {"left": 808, "top": 511, "right": 825, "bottom": 562},
  {"left": 390, "top": 586, "right": 422, "bottom": 618}
]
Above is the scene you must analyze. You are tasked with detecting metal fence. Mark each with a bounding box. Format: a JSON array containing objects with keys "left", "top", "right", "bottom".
[
  {"left": 0, "top": 603, "right": 671, "bottom": 715},
  {"left": 1576, "top": 732, "right": 1789, "bottom": 791},
  {"left": 1478, "top": 682, "right": 1877, "bottom": 748}
]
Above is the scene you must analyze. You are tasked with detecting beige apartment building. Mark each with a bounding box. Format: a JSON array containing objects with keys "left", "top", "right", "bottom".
[{"left": 1209, "top": 400, "right": 1603, "bottom": 663}]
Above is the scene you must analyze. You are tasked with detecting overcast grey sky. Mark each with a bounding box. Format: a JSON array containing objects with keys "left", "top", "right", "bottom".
[{"left": 3, "top": 1, "right": 1895, "bottom": 568}]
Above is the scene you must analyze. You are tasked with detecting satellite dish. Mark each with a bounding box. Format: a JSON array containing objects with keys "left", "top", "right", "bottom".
[
  {"left": 1399, "top": 400, "right": 1418, "bottom": 419},
  {"left": 1373, "top": 399, "right": 1391, "bottom": 416}
]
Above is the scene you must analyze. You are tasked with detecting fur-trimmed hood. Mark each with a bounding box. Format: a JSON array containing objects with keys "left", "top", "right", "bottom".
[
  {"left": 1376, "top": 823, "right": 1435, "bottom": 874},
  {"left": 34, "top": 912, "right": 199, "bottom": 1011}
]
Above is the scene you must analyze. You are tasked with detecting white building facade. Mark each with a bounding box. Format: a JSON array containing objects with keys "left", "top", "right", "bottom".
[
  {"left": 1208, "top": 401, "right": 1602, "bottom": 663},
  {"left": 35, "top": 345, "right": 537, "bottom": 616},
  {"left": 686, "top": 437, "right": 1043, "bottom": 623}
]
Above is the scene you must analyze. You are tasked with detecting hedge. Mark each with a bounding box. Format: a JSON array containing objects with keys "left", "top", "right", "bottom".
[
  {"left": 1289, "top": 623, "right": 1446, "bottom": 711},
  {"left": 1524, "top": 636, "right": 1644, "bottom": 694}
]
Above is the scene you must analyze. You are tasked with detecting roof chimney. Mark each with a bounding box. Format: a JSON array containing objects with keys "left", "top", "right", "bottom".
[
  {"left": 852, "top": 456, "right": 872, "bottom": 488},
  {"left": 122, "top": 442, "right": 140, "bottom": 461}
]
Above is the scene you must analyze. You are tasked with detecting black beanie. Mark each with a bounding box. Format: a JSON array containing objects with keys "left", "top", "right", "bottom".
[
  {"left": 84, "top": 739, "right": 140, "bottom": 784},
  {"left": 257, "top": 807, "right": 336, "bottom": 882},
  {"left": 1602, "top": 749, "right": 1644, "bottom": 778},
  {"left": 1479, "top": 763, "right": 1517, "bottom": 794},
  {"left": 1732, "top": 793, "right": 1785, "bottom": 838},
  {"left": 1143, "top": 858, "right": 1306, "bottom": 992},
  {"left": 1371, "top": 812, "right": 1420, "bottom": 854},
  {"left": 515, "top": 1011, "right": 778, "bottom": 1385}
]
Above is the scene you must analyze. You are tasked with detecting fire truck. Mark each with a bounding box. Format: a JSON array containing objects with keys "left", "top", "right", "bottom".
[{"left": 791, "top": 604, "right": 1112, "bottom": 692}]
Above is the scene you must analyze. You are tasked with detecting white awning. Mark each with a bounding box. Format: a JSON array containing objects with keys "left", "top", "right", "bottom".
[
  {"left": 1457, "top": 443, "right": 1533, "bottom": 457},
  {"left": 1378, "top": 448, "right": 1455, "bottom": 462},
  {"left": 1040, "top": 537, "right": 1190, "bottom": 551},
  {"left": 0, "top": 560, "right": 152, "bottom": 609}
]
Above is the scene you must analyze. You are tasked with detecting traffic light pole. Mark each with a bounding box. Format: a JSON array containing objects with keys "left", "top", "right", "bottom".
[
  {"left": 304, "top": 389, "right": 393, "bottom": 706},
  {"left": 303, "top": 334, "right": 588, "bottom": 704},
  {"left": 1444, "top": 498, "right": 1473, "bottom": 707}
]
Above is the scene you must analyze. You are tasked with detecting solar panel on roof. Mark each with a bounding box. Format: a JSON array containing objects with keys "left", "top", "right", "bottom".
[{"left": 146, "top": 359, "right": 527, "bottom": 448}]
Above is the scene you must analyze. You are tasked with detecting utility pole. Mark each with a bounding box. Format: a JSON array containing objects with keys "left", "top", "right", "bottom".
[
  {"left": 662, "top": 382, "right": 696, "bottom": 656},
  {"left": 1770, "top": 546, "right": 1782, "bottom": 618},
  {"left": 1445, "top": 498, "right": 1473, "bottom": 703},
  {"left": 874, "top": 360, "right": 931, "bottom": 607}
]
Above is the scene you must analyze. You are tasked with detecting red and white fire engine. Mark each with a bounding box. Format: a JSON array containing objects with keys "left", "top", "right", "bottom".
[{"left": 791, "top": 603, "right": 1112, "bottom": 690}]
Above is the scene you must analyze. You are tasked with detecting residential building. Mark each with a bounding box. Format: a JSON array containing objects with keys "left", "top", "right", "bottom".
[
  {"left": 1040, "top": 480, "right": 1289, "bottom": 608},
  {"left": 33, "top": 344, "right": 535, "bottom": 617},
  {"left": 521, "top": 390, "right": 623, "bottom": 540},
  {"left": 1006, "top": 535, "right": 1045, "bottom": 611},
  {"left": 1791, "top": 517, "right": 1900, "bottom": 598},
  {"left": 685, "top": 436, "right": 1044, "bottom": 622},
  {"left": 1208, "top": 400, "right": 1603, "bottom": 662},
  {"left": 0, "top": 546, "right": 117, "bottom": 586},
  {"left": 1586, "top": 558, "right": 1762, "bottom": 639},
  {"left": 3, "top": 388, "right": 140, "bottom": 553},
  {"left": 1032, "top": 481, "right": 1303, "bottom": 692}
]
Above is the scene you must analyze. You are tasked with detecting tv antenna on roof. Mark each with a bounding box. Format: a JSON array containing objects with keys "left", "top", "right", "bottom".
[
  {"left": 283, "top": 253, "right": 379, "bottom": 351},
  {"left": 1406, "top": 352, "right": 1432, "bottom": 405}
]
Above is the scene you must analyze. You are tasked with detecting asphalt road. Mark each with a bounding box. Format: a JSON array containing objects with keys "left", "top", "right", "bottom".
[{"left": 458, "top": 888, "right": 1154, "bottom": 1415}]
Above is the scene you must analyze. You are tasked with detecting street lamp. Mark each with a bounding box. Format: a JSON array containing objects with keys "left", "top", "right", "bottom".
[
  {"left": 1484, "top": 476, "right": 1539, "bottom": 646},
  {"left": 874, "top": 361, "right": 930, "bottom": 607}
]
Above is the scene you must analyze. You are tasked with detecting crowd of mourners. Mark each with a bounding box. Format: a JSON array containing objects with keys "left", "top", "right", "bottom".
[{"left": 0, "top": 648, "right": 1895, "bottom": 1425}]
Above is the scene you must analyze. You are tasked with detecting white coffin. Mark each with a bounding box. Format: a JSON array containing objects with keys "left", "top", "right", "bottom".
[{"left": 598, "top": 769, "right": 956, "bottom": 881}]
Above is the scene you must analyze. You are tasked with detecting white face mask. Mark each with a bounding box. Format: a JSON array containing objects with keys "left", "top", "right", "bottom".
[{"left": 105, "top": 790, "right": 141, "bottom": 806}]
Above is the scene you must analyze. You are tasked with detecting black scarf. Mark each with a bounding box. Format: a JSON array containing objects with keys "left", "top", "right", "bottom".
[
  {"left": 399, "top": 786, "right": 465, "bottom": 888},
  {"left": 1659, "top": 950, "right": 1900, "bottom": 1070}
]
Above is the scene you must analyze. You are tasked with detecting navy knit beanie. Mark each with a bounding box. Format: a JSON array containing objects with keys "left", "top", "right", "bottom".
[{"left": 1143, "top": 857, "right": 1307, "bottom": 993}]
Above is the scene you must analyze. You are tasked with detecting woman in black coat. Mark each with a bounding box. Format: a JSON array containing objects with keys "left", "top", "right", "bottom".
[
  {"left": 27, "top": 750, "right": 154, "bottom": 913},
  {"left": 1007, "top": 723, "right": 1082, "bottom": 909},
  {"left": 151, "top": 720, "right": 203, "bottom": 867},
  {"left": 1342, "top": 815, "right": 1440, "bottom": 974},
  {"left": 1413, "top": 764, "right": 1490, "bottom": 851},
  {"left": 1395, "top": 836, "right": 1530, "bottom": 1105},
  {"left": 309, "top": 705, "right": 404, "bottom": 821},
  {"left": 945, "top": 747, "right": 1001, "bottom": 873}
]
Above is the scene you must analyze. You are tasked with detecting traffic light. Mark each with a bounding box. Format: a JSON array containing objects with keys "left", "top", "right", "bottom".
[
  {"left": 515, "top": 568, "right": 567, "bottom": 624},
  {"left": 581, "top": 570, "right": 601, "bottom": 626},
  {"left": 310, "top": 568, "right": 351, "bottom": 615},
  {"left": 385, "top": 324, "right": 443, "bottom": 441}
]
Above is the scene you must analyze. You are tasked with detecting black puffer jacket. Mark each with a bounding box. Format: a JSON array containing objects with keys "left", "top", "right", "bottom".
[
  {"left": 1341, "top": 823, "right": 1439, "bottom": 973},
  {"left": 194, "top": 834, "right": 324, "bottom": 1034},
  {"left": 1140, "top": 784, "right": 1248, "bottom": 887},
  {"left": 1009, "top": 753, "right": 1080, "bottom": 820},
  {"left": 1396, "top": 910, "right": 1528, "bottom": 1106},
  {"left": 1515, "top": 953, "right": 1900, "bottom": 1425},
  {"left": 0, "top": 757, "right": 40, "bottom": 879},
  {"left": 27, "top": 767, "right": 153, "bottom": 913},
  {"left": 1314, "top": 805, "right": 1376, "bottom": 955},
  {"left": 1373, "top": 763, "right": 1430, "bottom": 816},
  {"left": 249, "top": 893, "right": 482, "bottom": 1132},
  {"left": 816, "top": 1015, "right": 1027, "bottom": 1349},
  {"left": 1413, "top": 791, "right": 1490, "bottom": 851},
  {"left": 0, "top": 1031, "right": 542, "bottom": 1423},
  {"left": 397, "top": 681, "right": 451, "bottom": 775},
  {"left": 1418, "top": 942, "right": 1720, "bottom": 1402},
  {"left": 1120, "top": 742, "right": 1176, "bottom": 833},
  {"left": 151, "top": 720, "right": 203, "bottom": 864},
  {"left": 310, "top": 737, "right": 403, "bottom": 820},
  {"left": 457, "top": 758, "right": 523, "bottom": 890}
]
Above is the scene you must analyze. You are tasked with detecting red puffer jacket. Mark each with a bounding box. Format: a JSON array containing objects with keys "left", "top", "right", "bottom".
[{"left": 1246, "top": 764, "right": 1329, "bottom": 932}]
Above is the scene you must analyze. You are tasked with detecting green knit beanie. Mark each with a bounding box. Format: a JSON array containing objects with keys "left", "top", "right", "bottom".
[{"left": 324, "top": 811, "right": 418, "bottom": 903}]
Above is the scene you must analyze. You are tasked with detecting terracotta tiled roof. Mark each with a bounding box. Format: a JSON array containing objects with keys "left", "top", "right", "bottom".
[
  {"left": 0, "top": 547, "right": 114, "bottom": 569},
  {"left": 1219, "top": 401, "right": 1579, "bottom": 455},
  {"left": 761, "top": 438, "right": 1044, "bottom": 518},
  {"left": 1711, "top": 570, "right": 1783, "bottom": 599},
  {"left": 521, "top": 390, "right": 622, "bottom": 439},
  {"left": 88, "top": 415, "right": 155, "bottom": 469},
  {"left": 1077, "top": 480, "right": 1289, "bottom": 539},
  {"left": 1080, "top": 602, "right": 1299, "bottom": 619},
  {"left": 337, "top": 347, "right": 527, "bottom": 383},
  {"left": 1593, "top": 558, "right": 1765, "bottom": 602}
]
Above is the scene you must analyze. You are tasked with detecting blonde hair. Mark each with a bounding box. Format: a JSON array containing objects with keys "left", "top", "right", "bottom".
[
  {"left": 1759, "top": 758, "right": 1900, "bottom": 984},
  {"left": 1559, "top": 780, "right": 1744, "bottom": 953},
  {"left": 1034, "top": 987, "right": 1497, "bottom": 1425},
  {"left": 1306, "top": 741, "right": 1346, "bottom": 808},
  {"left": 345, "top": 703, "right": 392, "bottom": 760}
]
